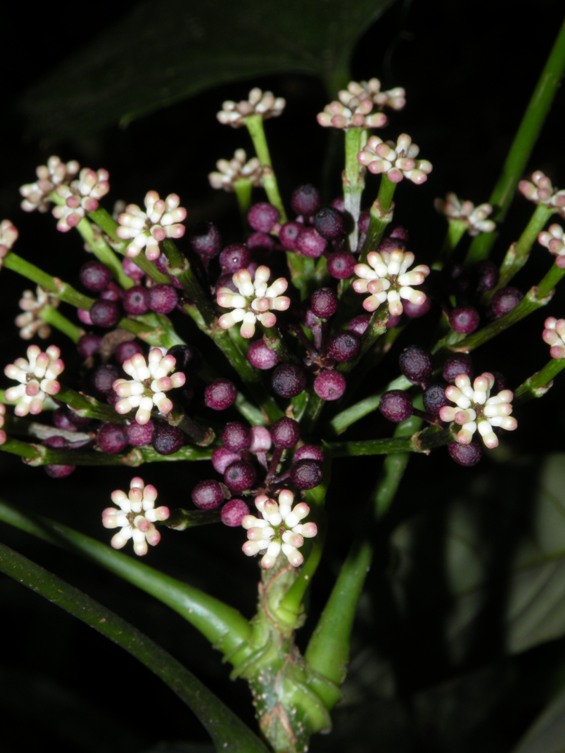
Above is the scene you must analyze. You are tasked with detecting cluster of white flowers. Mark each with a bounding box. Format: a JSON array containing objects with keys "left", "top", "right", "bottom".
[
  {"left": 352, "top": 249, "right": 430, "bottom": 317},
  {"left": 542, "top": 317, "right": 565, "bottom": 359},
  {"left": 4, "top": 344, "right": 65, "bottom": 417},
  {"left": 102, "top": 477, "right": 170, "bottom": 556},
  {"left": 538, "top": 223, "right": 565, "bottom": 267},
  {"left": 358, "top": 133, "right": 432, "bottom": 184},
  {"left": 20, "top": 156, "right": 80, "bottom": 213},
  {"left": 439, "top": 372, "right": 517, "bottom": 449},
  {"left": 241, "top": 489, "right": 318, "bottom": 569},
  {"left": 113, "top": 348, "right": 186, "bottom": 425},
  {"left": 434, "top": 192, "right": 496, "bottom": 236},
  {"left": 15, "top": 286, "right": 59, "bottom": 340},
  {"left": 518, "top": 170, "right": 565, "bottom": 213},
  {"left": 52, "top": 168, "right": 110, "bottom": 232},
  {"left": 317, "top": 77, "right": 404, "bottom": 130},
  {"left": 216, "top": 265, "right": 290, "bottom": 339},
  {"left": 116, "top": 191, "right": 187, "bottom": 261},
  {"left": 217, "top": 88, "right": 286, "bottom": 127},
  {"left": 0, "top": 219, "right": 18, "bottom": 268},
  {"left": 208, "top": 149, "right": 263, "bottom": 191}
]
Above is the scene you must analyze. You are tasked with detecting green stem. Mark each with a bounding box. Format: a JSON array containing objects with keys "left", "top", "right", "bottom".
[
  {"left": 496, "top": 204, "right": 555, "bottom": 289},
  {"left": 4, "top": 253, "right": 93, "bottom": 309},
  {"left": 515, "top": 358, "right": 565, "bottom": 401},
  {"left": 78, "top": 215, "right": 132, "bottom": 289},
  {"left": 466, "top": 16, "right": 565, "bottom": 265},
  {"left": 326, "top": 425, "right": 450, "bottom": 457},
  {"left": 329, "top": 375, "right": 412, "bottom": 435},
  {"left": 233, "top": 178, "right": 255, "bottom": 219},
  {"left": 57, "top": 386, "right": 123, "bottom": 421},
  {"left": 245, "top": 114, "right": 286, "bottom": 221},
  {"left": 343, "top": 127, "right": 367, "bottom": 250},
  {"left": 360, "top": 176, "right": 396, "bottom": 258},
  {"left": 40, "top": 306, "right": 84, "bottom": 342}
]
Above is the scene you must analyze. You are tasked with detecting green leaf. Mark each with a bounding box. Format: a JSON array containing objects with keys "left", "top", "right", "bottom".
[
  {"left": 512, "top": 685, "right": 565, "bottom": 753},
  {"left": 17, "top": 0, "right": 397, "bottom": 138},
  {"left": 391, "top": 453, "right": 565, "bottom": 665},
  {"left": 0, "top": 542, "right": 269, "bottom": 753},
  {"left": 0, "top": 499, "right": 254, "bottom": 664}
]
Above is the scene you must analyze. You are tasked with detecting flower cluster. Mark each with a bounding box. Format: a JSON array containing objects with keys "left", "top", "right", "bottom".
[
  {"left": 208, "top": 149, "right": 263, "bottom": 191},
  {"left": 434, "top": 192, "right": 496, "bottom": 235},
  {"left": 538, "top": 223, "right": 565, "bottom": 266},
  {"left": 20, "top": 156, "right": 80, "bottom": 213},
  {"left": 543, "top": 317, "right": 565, "bottom": 359},
  {"left": 4, "top": 344, "right": 64, "bottom": 417},
  {"left": 52, "top": 168, "right": 110, "bottom": 232},
  {"left": 217, "top": 88, "right": 286, "bottom": 127},
  {"left": 16, "top": 286, "right": 59, "bottom": 340},
  {"left": 358, "top": 133, "right": 433, "bottom": 184},
  {"left": 116, "top": 191, "right": 187, "bottom": 261},
  {"left": 518, "top": 170, "right": 565, "bottom": 212},
  {"left": 0, "top": 219, "right": 18, "bottom": 268},
  {"left": 317, "top": 77, "right": 403, "bottom": 130}
]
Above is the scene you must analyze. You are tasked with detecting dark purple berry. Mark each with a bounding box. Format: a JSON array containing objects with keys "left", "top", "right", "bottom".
[
  {"left": 91, "top": 364, "right": 121, "bottom": 396},
  {"left": 223, "top": 460, "right": 257, "bottom": 493},
  {"left": 347, "top": 314, "right": 370, "bottom": 336},
  {"left": 271, "top": 364, "right": 308, "bottom": 398},
  {"left": 90, "top": 299, "right": 121, "bottom": 328},
  {"left": 101, "top": 283, "right": 122, "bottom": 302},
  {"left": 114, "top": 339, "right": 144, "bottom": 365},
  {"left": 247, "top": 232, "right": 275, "bottom": 252},
  {"left": 326, "top": 332, "right": 361, "bottom": 363},
  {"left": 290, "top": 184, "right": 321, "bottom": 218},
  {"left": 123, "top": 257, "right": 145, "bottom": 282},
  {"left": 79, "top": 261, "right": 112, "bottom": 292},
  {"left": 423, "top": 383, "right": 449, "bottom": 416},
  {"left": 271, "top": 417, "right": 301, "bottom": 448},
  {"left": 153, "top": 424, "right": 184, "bottom": 455},
  {"left": 148, "top": 284, "right": 178, "bottom": 314},
  {"left": 295, "top": 228, "right": 327, "bottom": 258},
  {"left": 221, "top": 499, "right": 250, "bottom": 527},
  {"left": 490, "top": 287, "right": 523, "bottom": 319},
  {"left": 77, "top": 333, "right": 101, "bottom": 359},
  {"left": 97, "top": 423, "right": 128, "bottom": 454},
  {"left": 189, "top": 222, "right": 222, "bottom": 259},
  {"left": 327, "top": 252, "right": 356, "bottom": 279},
  {"left": 191, "top": 480, "right": 225, "bottom": 510},
  {"left": 219, "top": 244, "right": 250, "bottom": 273},
  {"left": 290, "top": 459, "right": 323, "bottom": 490},
  {"left": 313, "top": 370, "right": 346, "bottom": 401},
  {"left": 123, "top": 285, "right": 149, "bottom": 315},
  {"left": 398, "top": 345, "right": 433, "bottom": 384},
  {"left": 279, "top": 221, "right": 303, "bottom": 249},
  {"left": 212, "top": 447, "right": 241, "bottom": 474},
  {"left": 314, "top": 207, "right": 347, "bottom": 240},
  {"left": 448, "top": 440, "right": 483, "bottom": 466},
  {"left": 310, "top": 287, "right": 338, "bottom": 319},
  {"left": 379, "top": 391, "right": 413, "bottom": 422},
  {"left": 204, "top": 378, "right": 237, "bottom": 411},
  {"left": 126, "top": 420, "right": 155, "bottom": 446},
  {"left": 247, "top": 202, "right": 280, "bottom": 233},
  {"left": 442, "top": 354, "right": 473, "bottom": 383},
  {"left": 293, "top": 444, "right": 324, "bottom": 463},
  {"left": 247, "top": 339, "right": 280, "bottom": 370},
  {"left": 449, "top": 306, "right": 480, "bottom": 334},
  {"left": 474, "top": 260, "right": 499, "bottom": 293},
  {"left": 403, "top": 296, "right": 432, "bottom": 318},
  {"left": 45, "top": 464, "right": 76, "bottom": 479},
  {"left": 222, "top": 422, "right": 252, "bottom": 452}
]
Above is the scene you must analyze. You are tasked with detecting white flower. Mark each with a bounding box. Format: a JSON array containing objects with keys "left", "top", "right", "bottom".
[
  {"left": 358, "top": 133, "right": 432, "bottom": 184},
  {"left": 116, "top": 191, "right": 187, "bottom": 261},
  {"left": 102, "top": 477, "right": 170, "bottom": 556},
  {"left": 519, "top": 170, "right": 565, "bottom": 211},
  {"left": 241, "top": 489, "right": 318, "bottom": 569},
  {"left": 434, "top": 192, "right": 496, "bottom": 236},
  {"left": 538, "top": 223, "right": 565, "bottom": 267},
  {"left": 0, "top": 219, "right": 18, "bottom": 267},
  {"left": 317, "top": 81, "right": 390, "bottom": 130},
  {"left": 20, "top": 156, "right": 80, "bottom": 213},
  {"left": 353, "top": 248, "right": 430, "bottom": 317},
  {"left": 439, "top": 372, "right": 517, "bottom": 449},
  {"left": 52, "top": 167, "right": 110, "bottom": 232},
  {"left": 217, "top": 88, "right": 286, "bottom": 127},
  {"left": 4, "top": 344, "right": 64, "bottom": 417},
  {"left": 15, "top": 286, "right": 59, "bottom": 340},
  {"left": 208, "top": 149, "right": 263, "bottom": 191},
  {"left": 216, "top": 265, "right": 291, "bottom": 339},
  {"left": 543, "top": 317, "right": 565, "bottom": 359},
  {"left": 112, "top": 348, "right": 186, "bottom": 425}
]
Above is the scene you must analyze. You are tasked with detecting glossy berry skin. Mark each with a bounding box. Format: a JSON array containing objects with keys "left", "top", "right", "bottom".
[
  {"left": 223, "top": 460, "right": 257, "bottom": 493},
  {"left": 449, "top": 306, "right": 480, "bottom": 334},
  {"left": 290, "top": 459, "right": 323, "bottom": 489},
  {"left": 247, "top": 339, "right": 280, "bottom": 370},
  {"left": 326, "top": 332, "right": 361, "bottom": 363},
  {"left": 123, "top": 286, "right": 149, "bottom": 316},
  {"left": 290, "top": 184, "right": 321, "bottom": 218},
  {"left": 204, "top": 378, "right": 237, "bottom": 411},
  {"left": 314, "top": 207, "right": 348, "bottom": 240},
  {"left": 153, "top": 424, "right": 184, "bottom": 455},
  {"left": 271, "top": 417, "right": 301, "bottom": 448},
  {"left": 79, "top": 261, "right": 113, "bottom": 292},
  {"left": 279, "top": 221, "right": 303, "bottom": 249},
  {"left": 219, "top": 244, "right": 250, "bottom": 273},
  {"left": 313, "top": 370, "right": 346, "bottom": 401},
  {"left": 271, "top": 364, "right": 307, "bottom": 398},
  {"left": 90, "top": 299, "right": 121, "bottom": 329},
  {"left": 295, "top": 228, "right": 327, "bottom": 258},
  {"left": 293, "top": 444, "right": 324, "bottom": 463},
  {"left": 442, "top": 354, "right": 473, "bottom": 383},
  {"left": 398, "top": 345, "right": 433, "bottom": 384},
  {"left": 327, "top": 252, "right": 356, "bottom": 279},
  {"left": 247, "top": 202, "right": 280, "bottom": 233},
  {"left": 379, "top": 391, "right": 413, "bottom": 422},
  {"left": 222, "top": 422, "right": 252, "bottom": 452},
  {"left": 310, "top": 287, "right": 338, "bottom": 319},
  {"left": 97, "top": 423, "right": 128, "bottom": 454},
  {"left": 221, "top": 499, "right": 250, "bottom": 527},
  {"left": 148, "top": 284, "right": 178, "bottom": 314},
  {"left": 448, "top": 440, "right": 483, "bottom": 466},
  {"left": 192, "top": 480, "right": 225, "bottom": 510}
]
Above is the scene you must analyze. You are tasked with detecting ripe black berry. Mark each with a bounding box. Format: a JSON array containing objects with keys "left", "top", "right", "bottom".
[
  {"left": 79, "top": 261, "right": 113, "bottom": 292},
  {"left": 398, "top": 345, "right": 433, "bottom": 384},
  {"left": 448, "top": 440, "right": 483, "bottom": 466},
  {"left": 123, "top": 286, "right": 149, "bottom": 315},
  {"left": 219, "top": 244, "right": 250, "bottom": 273},
  {"left": 314, "top": 207, "right": 347, "bottom": 240},
  {"left": 153, "top": 424, "right": 184, "bottom": 455},
  {"left": 290, "top": 459, "right": 323, "bottom": 490},
  {"left": 379, "top": 391, "right": 413, "bottom": 422},
  {"left": 442, "top": 354, "right": 473, "bottom": 383},
  {"left": 423, "top": 383, "right": 449, "bottom": 416},
  {"left": 326, "top": 332, "right": 361, "bottom": 363},
  {"left": 191, "top": 480, "right": 225, "bottom": 510},
  {"left": 224, "top": 460, "right": 257, "bottom": 493},
  {"left": 290, "top": 184, "right": 321, "bottom": 217},
  {"left": 90, "top": 299, "right": 121, "bottom": 328},
  {"left": 148, "top": 284, "right": 178, "bottom": 314},
  {"left": 271, "top": 364, "right": 307, "bottom": 398}
]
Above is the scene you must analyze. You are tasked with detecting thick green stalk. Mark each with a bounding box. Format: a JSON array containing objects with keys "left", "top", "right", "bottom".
[
  {"left": 0, "top": 543, "right": 270, "bottom": 753},
  {"left": 4, "top": 253, "right": 94, "bottom": 309},
  {"left": 343, "top": 127, "right": 367, "bottom": 250},
  {"left": 515, "top": 358, "right": 565, "bottom": 401},
  {"left": 40, "top": 306, "right": 84, "bottom": 342},
  {"left": 245, "top": 114, "right": 286, "bottom": 221},
  {"left": 326, "top": 425, "right": 450, "bottom": 457},
  {"left": 360, "top": 175, "right": 396, "bottom": 257},
  {"left": 495, "top": 204, "right": 555, "bottom": 289},
  {"left": 466, "top": 16, "right": 565, "bottom": 265}
]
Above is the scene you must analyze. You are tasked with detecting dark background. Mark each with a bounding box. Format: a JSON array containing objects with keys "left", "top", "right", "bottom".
[{"left": 0, "top": 1, "right": 564, "bottom": 752}]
